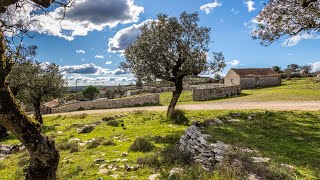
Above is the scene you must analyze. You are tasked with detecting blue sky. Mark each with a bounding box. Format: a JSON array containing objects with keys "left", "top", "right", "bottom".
[{"left": 19, "top": 0, "right": 320, "bottom": 86}]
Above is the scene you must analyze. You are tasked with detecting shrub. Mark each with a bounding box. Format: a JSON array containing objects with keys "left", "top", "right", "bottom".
[
  {"left": 78, "top": 125, "right": 94, "bottom": 134},
  {"left": 82, "top": 85, "right": 99, "bottom": 100},
  {"left": 161, "top": 145, "right": 193, "bottom": 166},
  {"left": 87, "top": 138, "right": 104, "bottom": 149},
  {"left": 169, "top": 110, "right": 189, "bottom": 125},
  {"left": 57, "top": 140, "right": 79, "bottom": 153},
  {"left": 102, "top": 116, "right": 115, "bottom": 122},
  {"left": 129, "top": 137, "right": 155, "bottom": 152},
  {"left": 102, "top": 139, "right": 116, "bottom": 146},
  {"left": 137, "top": 155, "right": 161, "bottom": 169},
  {"left": 106, "top": 120, "right": 120, "bottom": 127}
]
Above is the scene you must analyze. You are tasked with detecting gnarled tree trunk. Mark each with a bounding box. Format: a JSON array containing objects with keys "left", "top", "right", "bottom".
[
  {"left": 167, "top": 77, "right": 183, "bottom": 117},
  {"left": 0, "top": 33, "right": 59, "bottom": 180},
  {"left": 0, "top": 125, "right": 8, "bottom": 138},
  {"left": 34, "top": 102, "right": 43, "bottom": 124}
]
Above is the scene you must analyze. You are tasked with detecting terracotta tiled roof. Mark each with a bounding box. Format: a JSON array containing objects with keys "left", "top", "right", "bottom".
[{"left": 231, "top": 68, "right": 280, "bottom": 77}]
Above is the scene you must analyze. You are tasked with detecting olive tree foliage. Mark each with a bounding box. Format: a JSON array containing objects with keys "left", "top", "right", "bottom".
[
  {"left": 9, "top": 62, "right": 65, "bottom": 124},
  {"left": 252, "top": 0, "right": 320, "bottom": 46},
  {"left": 122, "top": 12, "right": 223, "bottom": 117},
  {"left": 0, "top": 1, "right": 72, "bottom": 179},
  {"left": 82, "top": 85, "right": 99, "bottom": 100}
]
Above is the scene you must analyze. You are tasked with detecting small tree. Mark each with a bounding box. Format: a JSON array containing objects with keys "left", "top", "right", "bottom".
[
  {"left": 286, "top": 64, "right": 299, "bottom": 73},
  {"left": 253, "top": 0, "right": 320, "bottom": 46},
  {"left": 8, "top": 62, "right": 66, "bottom": 124},
  {"left": 136, "top": 77, "right": 143, "bottom": 89},
  {"left": 272, "top": 66, "right": 281, "bottom": 73},
  {"left": 300, "top": 64, "right": 312, "bottom": 77},
  {"left": 122, "top": 12, "right": 224, "bottom": 117},
  {"left": 82, "top": 85, "right": 99, "bottom": 100}
]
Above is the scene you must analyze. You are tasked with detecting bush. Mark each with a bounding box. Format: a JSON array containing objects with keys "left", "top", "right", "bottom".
[
  {"left": 87, "top": 138, "right": 104, "bottom": 149},
  {"left": 102, "top": 139, "right": 116, "bottom": 146},
  {"left": 161, "top": 145, "right": 193, "bottom": 166},
  {"left": 169, "top": 110, "right": 189, "bottom": 125},
  {"left": 102, "top": 116, "right": 115, "bottom": 122},
  {"left": 82, "top": 85, "right": 99, "bottom": 100},
  {"left": 129, "top": 137, "right": 155, "bottom": 152},
  {"left": 137, "top": 155, "right": 161, "bottom": 169},
  {"left": 106, "top": 120, "right": 120, "bottom": 127},
  {"left": 57, "top": 140, "right": 79, "bottom": 153}
]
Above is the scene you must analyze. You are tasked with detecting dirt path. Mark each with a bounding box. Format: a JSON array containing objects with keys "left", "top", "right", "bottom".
[{"left": 44, "top": 101, "right": 320, "bottom": 117}]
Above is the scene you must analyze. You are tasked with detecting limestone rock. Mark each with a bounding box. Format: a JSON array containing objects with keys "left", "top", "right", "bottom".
[
  {"left": 252, "top": 157, "right": 270, "bottom": 163},
  {"left": 169, "top": 168, "right": 184, "bottom": 177},
  {"left": 148, "top": 174, "right": 160, "bottom": 180}
]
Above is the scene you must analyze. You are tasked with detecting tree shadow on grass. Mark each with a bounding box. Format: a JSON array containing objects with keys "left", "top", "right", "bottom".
[{"left": 204, "top": 111, "right": 320, "bottom": 177}]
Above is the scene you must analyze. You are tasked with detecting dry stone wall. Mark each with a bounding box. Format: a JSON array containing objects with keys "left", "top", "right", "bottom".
[
  {"left": 193, "top": 84, "right": 241, "bottom": 101},
  {"left": 51, "top": 94, "right": 159, "bottom": 113}
]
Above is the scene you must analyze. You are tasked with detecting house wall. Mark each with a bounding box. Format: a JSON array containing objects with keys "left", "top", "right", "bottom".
[
  {"left": 224, "top": 70, "right": 240, "bottom": 86},
  {"left": 257, "top": 77, "right": 281, "bottom": 87},
  {"left": 240, "top": 76, "right": 281, "bottom": 89},
  {"left": 240, "top": 77, "right": 256, "bottom": 89}
]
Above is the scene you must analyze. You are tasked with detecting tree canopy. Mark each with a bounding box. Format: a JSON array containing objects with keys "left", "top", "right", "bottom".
[
  {"left": 252, "top": 0, "right": 320, "bottom": 46},
  {"left": 122, "top": 12, "right": 224, "bottom": 117},
  {"left": 82, "top": 85, "right": 100, "bottom": 100}
]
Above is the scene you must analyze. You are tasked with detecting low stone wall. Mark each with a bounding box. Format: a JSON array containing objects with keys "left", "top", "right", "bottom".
[
  {"left": 51, "top": 94, "right": 159, "bottom": 114},
  {"left": 192, "top": 84, "right": 241, "bottom": 101}
]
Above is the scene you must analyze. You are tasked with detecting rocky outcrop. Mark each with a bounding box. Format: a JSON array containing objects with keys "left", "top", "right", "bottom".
[{"left": 179, "top": 125, "right": 215, "bottom": 170}]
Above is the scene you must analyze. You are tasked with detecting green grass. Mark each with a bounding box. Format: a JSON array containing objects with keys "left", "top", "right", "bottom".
[
  {"left": 160, "top": 78, "right": 320, "bottom": 105},
  {"left": 0, "top": 110, "right": 319, "bottom": 179}
]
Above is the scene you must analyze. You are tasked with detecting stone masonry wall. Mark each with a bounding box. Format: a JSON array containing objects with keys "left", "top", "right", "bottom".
[
  {"left": 192, "top": 84, "right": 241, "bottom": 101},
  {"left": 51, "top": 94, "right": 159, "bottom": 114}
]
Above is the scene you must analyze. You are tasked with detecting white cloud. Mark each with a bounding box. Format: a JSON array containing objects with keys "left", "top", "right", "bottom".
[
  {"left": 288, "top": 53, "right": 293, "bottom": 56},
  {"left": 76, "top": 49, "right": 86, "bottom": 54},
  {"left": 60, "top": 63, "right": 110, "bottom": 75},
  {"left": 282, "top": 33, "right": 320, "bottom": 46},
  {"left": 5, "top": 0, "right": 144, "bottom": 40},
  {"left": 245, "top": 0, "right": 256, "bottom": 12},
  {"left": 61, "top": 63, "right": 135, "bottom": 86},
  {"left": 108, "top": 19, "right": 153, "bottom": 53},
  {"left": 95, "top": 55, "right": 105, "bottom": 59},
  {"left": 105, "top": 61, "right": 113, "bottom": 65},
  {"left": 228, "top": 60, "right": 240, "bottom": 66},
  {"left": 311, "top": 62, "right": 320, "bottom": 72},
  {"left": 231, "top": 8, "right": 240, "bottom": 15},
  {"left": 200, "top": 1, "right": 222, "bottom": 14}
]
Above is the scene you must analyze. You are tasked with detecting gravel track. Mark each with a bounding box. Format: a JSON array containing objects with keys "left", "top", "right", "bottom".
[{"left": 45, "top": 101, "right": 320, "bottom": 117}]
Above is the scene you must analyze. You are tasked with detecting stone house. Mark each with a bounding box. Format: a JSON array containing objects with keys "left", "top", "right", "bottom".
[{"left": 224, "top": 68, "right": 281, "bottom": 89}]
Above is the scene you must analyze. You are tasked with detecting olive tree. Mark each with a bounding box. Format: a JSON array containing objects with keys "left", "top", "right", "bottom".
[
  {"left": 8, "top": 62, "right": 66, "bottom": 124},
  {"left": 252, "top": 0, "right": 320, "bottom": 46},
  {"left": 82, "top": 85, "right": 99, "bottom": 100},
  {"left": 122, "top": 12, "right": 224, "bottom": 117},
  {"left": 0, "top": 1, "right": 71, "bottom": 179}
]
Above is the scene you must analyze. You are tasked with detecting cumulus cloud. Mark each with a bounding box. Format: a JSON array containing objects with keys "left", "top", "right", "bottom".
[
  {"left": 228, "top": 60, "right": 240, "bottom": 66},
  {"left": 311, "top": 62, "right": 320, "bottom": 72},
  {"left": 105, "top": 61, "right": 113, "bottom": 65},
  {"left": 17, "top": 0, "right": 144, "bottom": 40},
  {"left": 282, "top": 33, "right": 320, "bottom": 46},
  {"left": 76, "top": 49, "right": 86, "bottom": 54},
  {"left": 61, "top": 64, "right": 134, "bottom": 86},
  {"left": 95, "top": 55, "right": 105, "bottom": 59},
  {"left": 245, "top": 0, "right": 256, "bottom": 12},
  {"left": 200, "top": 0, "right": 222, "bottom": 14},
  {"left": 60, "top": 63, "right": 110, "bottom": 75},
  {"left": 108, "top": 19, "right": 153, "bottom": 53}
]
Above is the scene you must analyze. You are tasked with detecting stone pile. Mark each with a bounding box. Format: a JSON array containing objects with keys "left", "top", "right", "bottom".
[{"left": 179, "top": 125, "right": 215, "bottom": 170}]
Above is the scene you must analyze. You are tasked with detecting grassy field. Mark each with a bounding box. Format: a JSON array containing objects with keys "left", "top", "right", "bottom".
[
  {"left": 0, "top": 110, "right": 319, "bottom": 179},
  {"left": 160, "top": 78, "right": 320, "bottom": 105}
]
